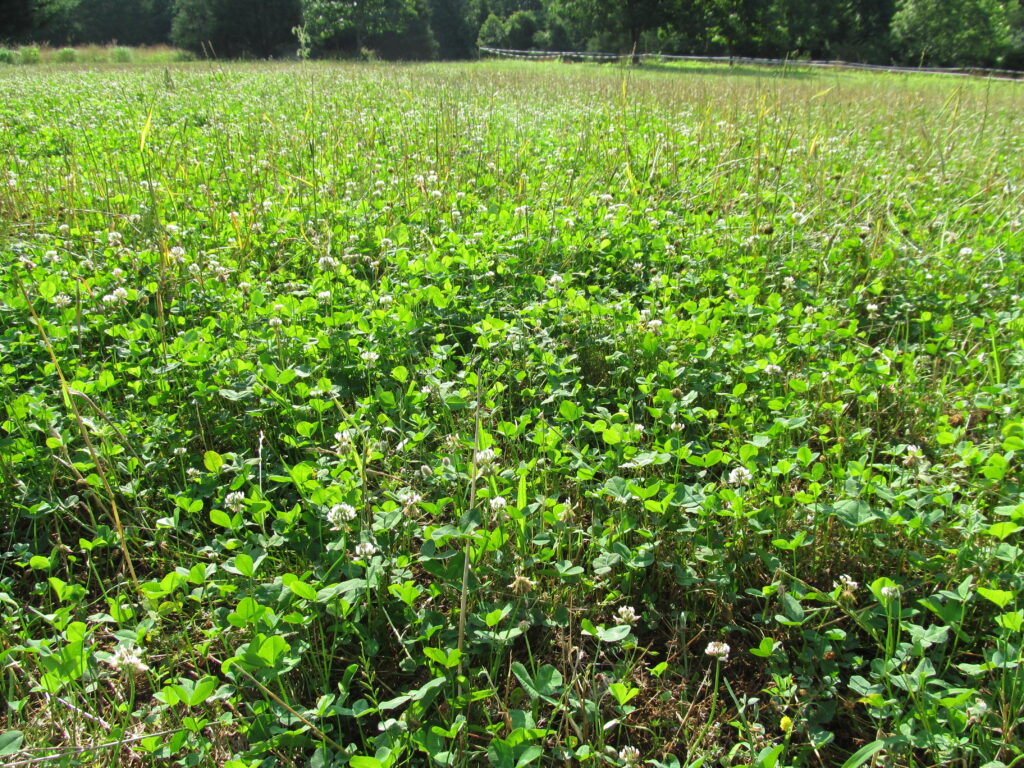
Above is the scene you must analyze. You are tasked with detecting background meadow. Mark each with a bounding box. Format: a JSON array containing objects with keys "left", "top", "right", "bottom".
[{"left": 1, "top": 61, "right": 1024, "bottom": 767}]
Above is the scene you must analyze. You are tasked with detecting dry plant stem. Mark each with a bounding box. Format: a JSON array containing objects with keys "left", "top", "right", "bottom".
[
  {"left": 456, "top": 376, "right": 483, "bottom": 757},
  {"left": 5, "top": 728, "right": 183, "bottom": 767},
  {"left": 66, "top": 387, "right": 145, "bottom": 465},
  {"left": 14, "top": 269, "right": 140, "bottom": 595},
  {"left": 43, "top": 691, "right": 111, "bottom": 731},
  {"left": 457, "top": 380, "right": 483, "bottom": 670},
  {"left": 213, "top": 654, "right": 346, "bottom": 753}
]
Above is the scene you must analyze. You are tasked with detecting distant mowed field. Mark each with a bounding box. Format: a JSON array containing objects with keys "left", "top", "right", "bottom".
[{"left": 1, "top": 61, "right": 1023, "bottom": 767}]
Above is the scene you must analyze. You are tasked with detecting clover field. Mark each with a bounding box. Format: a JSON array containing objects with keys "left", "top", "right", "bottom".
[{"left": 2, "top": 61, "right": 1024, "bottom": 768}]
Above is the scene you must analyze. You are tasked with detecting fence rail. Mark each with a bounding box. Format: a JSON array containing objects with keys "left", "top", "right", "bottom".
[{"left": 478, "top": 46, "right": 1024, "bottom": 81}]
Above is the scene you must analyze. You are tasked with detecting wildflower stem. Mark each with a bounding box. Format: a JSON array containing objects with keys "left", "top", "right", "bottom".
[
  {"left": 14, "top": 269, "right": 140, "bottom": 596},
  {"left": 456, "top": 372, "right": 482, "bottom": 722}
]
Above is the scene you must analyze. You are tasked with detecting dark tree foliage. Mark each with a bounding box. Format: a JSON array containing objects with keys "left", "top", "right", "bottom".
[
  {"left": 891, "top": 0, "right": 1011, "bottom": 66},
  {"left": 171, "top": 0, "right": 301, "bottom": 57},
  {"left": 78, "top": 0, "right": 172, "bottom": 45},
  {"left": 5, "top": 0, "right": 1022, "bottom": 68},
  {"left": 429, "top": 0, "right": 475, "bottom": 57},
  {"left": 303, "top": 0, "right": 437, "bottom": 58},
  {"left": 0, "top": 0, "right": 35, "bottom": 43}
]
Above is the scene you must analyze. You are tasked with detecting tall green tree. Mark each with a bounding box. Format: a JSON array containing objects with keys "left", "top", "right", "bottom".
[
  {"left": 304, "top": 0, "right": 436, "bottom": 55},
  {"left": 1005, "top": 0, "right": 1024, "bottom": 67},
  {"left": 891, "top": 0, "right": 1011, "bottom": 65},
  {"left": 428, "top": 0, "right": 475, "bottom": 57},
  {"left": 77, "top": 0, "right": 172, "bottom": 45},
  {"left": 172, "top": 0, "right": 300, "bottom": 56},
  {"left": 29, "top": 0, "right": 81, "bottom": 43},
  {"left": 0, "top": 0, "right": 36, "bottom": 43},
  {"left": 557, "top": 0, "right": 670, "bottom": 53}
]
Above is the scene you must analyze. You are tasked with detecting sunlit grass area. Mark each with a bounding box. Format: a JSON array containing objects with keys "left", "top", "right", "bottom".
[{"left": 1, "top": 61, "right": 1023, "bottom": 767}]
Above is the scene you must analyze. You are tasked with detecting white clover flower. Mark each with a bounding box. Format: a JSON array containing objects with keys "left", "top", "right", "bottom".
[
  {"left": 836, "top": 574, "right": 859, "bottom": 591},
  {"left": 475, "top": 448, "right": 496, "bottom": 467},
  {"left": 508, "top": 574, "right": 536, "bottom": 593},
  {"left": 225, "top": 491, "right": 245, "bottom": 512},
  {"left": 107, "top": 231, "right": 123, "bottom": 245},
  {"left": 705, "top": 641, "right": 731, "bottom": 660},
  {"left": 967, "top": 698, "right": 988, "bottom": 723},
  {"left": 268, "top": 317, "right": 283, "bottom": 329},
  {"left": 765, "top": 364, "right": 782, "bottom": 375},
  {"left": 53, "top": 293, "right": 72, "bottom": 308},
  {"left": 618, "top": 746, "right": 641, "bottom": 766},
  {"left": 334, "top": 430, "right": 355, "bottom": 452},
  {"left": 327, "top": 503, "right": 357, "bottom": 529},
  {"left": 880, "top": 585, "right": 901, "bottom": 600},
  {"left": 959, "top": 247, "right": 974, "bottom": 257},
  {"left": 614, "top": 606, "right": 639, "bottom": 625},
  {"left": 237, "top": 281, "right": 252, "bottom": 293},
  {"left": 399, "top": 490, "right": 422, "bottom": 509},
  {"left": 548, "top": 274, "right": 565, "bottom": 287},
  {"left": 783, "top": 276, "right": 795, "bottom": 287},
  {"left": 186, "top": 467, "right": 202, "bottom": 480},
  {"left": 317, "top": 290, "right": 331, "bottom": 302},
  {"left": 112, "top": 286, "right": 128, "bottom": 302},
  {"left": 318, "top": 255, "right": 338, "bottom": 270},
  {"left": 111, "top": 267, "right": 124, "bottom": 280},
  {"left": 106, "top": 645, "right": 149, "bottom": 673},
  {"left": 489, "top": 495, "right": 507, "bottom": 512},
  {"left": 353, "top": 540, "right": 377, "bottom": 560},
  {"left": 902, "top": 445, "right": 923, "bottom": 468},
  {"left": 514, "top": 205, "right": 528, "bottom": 217},
  {"left": 360, "top": 351, "right": 379, "bottom": 363},
  {"left": 728, "top": 466, "right": 753, "bottom": 486},
  {"left": 866, "top": 303, "right": 879, "bottom": 317}
]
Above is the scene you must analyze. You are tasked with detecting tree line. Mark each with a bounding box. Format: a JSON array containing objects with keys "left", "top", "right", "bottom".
[{"left": 2, "top": 0, "right": 1023, "bottom": 68}]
